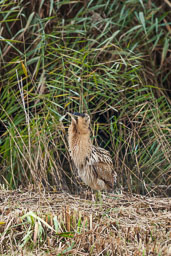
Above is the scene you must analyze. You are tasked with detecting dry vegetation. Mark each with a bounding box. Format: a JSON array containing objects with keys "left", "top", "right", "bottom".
[
  {"left": 0, "top": 0, "right": 171, "bottom": 254},
  {"left": 0, "top": 189, "right": 170, "bottom": 255}
]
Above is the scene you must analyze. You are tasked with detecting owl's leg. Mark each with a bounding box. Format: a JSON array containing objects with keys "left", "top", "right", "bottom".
[{"left": 95, "top": 190, "right": 103, "bottom": 204}]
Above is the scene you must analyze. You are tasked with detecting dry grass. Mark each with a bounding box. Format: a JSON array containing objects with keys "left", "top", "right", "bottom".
[{"left": 0, "top": 190, "right": 170, "bottom": 255}]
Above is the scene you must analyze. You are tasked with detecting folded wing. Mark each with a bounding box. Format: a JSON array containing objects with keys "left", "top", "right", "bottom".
[{"left": 88, "top": 146, "right": 117, "bottom": 189}]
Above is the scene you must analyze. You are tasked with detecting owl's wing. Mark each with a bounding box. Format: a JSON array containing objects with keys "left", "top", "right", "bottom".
[{"left": 87, "top": 146, "right": 117, "bottom": 188}]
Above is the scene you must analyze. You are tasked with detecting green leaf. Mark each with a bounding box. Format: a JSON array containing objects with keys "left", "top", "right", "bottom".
[
  {"left": 161, "top": 37, "right": 169, "bottom": 66},
  {"left": 139, "top": 12, "right": 146, "bottom": 34}
]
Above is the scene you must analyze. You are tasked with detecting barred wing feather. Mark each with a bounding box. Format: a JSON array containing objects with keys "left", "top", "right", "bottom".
[
  {"left": 87, "top": 146, "right": 117, "bottom": 188},
  {"left": 88, "top": 146, "right": 113, "bottom": 165}
]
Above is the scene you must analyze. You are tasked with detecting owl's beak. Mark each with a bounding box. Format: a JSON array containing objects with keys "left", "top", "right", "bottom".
[{"left": 67, "top": 112, "right": 77, "bottom": 123}]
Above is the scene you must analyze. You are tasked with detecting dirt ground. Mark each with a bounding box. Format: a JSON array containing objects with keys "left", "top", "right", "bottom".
[{"left": 0, "top": 189, "right": 170, "bottom": 255}]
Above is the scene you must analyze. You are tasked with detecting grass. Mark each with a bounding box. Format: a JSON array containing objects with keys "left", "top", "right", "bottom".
[
  {"left": 0, "top": 1, "right": 171, "bottom": 254},
  {"left": 0, "top": 189, "right": 170, "bottom": 255},
  {"left": 0, "top": 0, "right": 170, "bottom": 194}
]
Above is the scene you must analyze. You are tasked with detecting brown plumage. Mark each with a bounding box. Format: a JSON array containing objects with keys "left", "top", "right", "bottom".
[{"left": 67, "top": 112, "right": 117, "bottom": 191}]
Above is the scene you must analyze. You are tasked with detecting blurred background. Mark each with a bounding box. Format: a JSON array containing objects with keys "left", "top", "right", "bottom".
[{"left": 0, "top": 0, "right": 170, "bottom": 196}]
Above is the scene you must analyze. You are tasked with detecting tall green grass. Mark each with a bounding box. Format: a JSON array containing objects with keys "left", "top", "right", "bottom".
[{"left": 0, "top": 0, "right": 171, "bottom": 195}]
